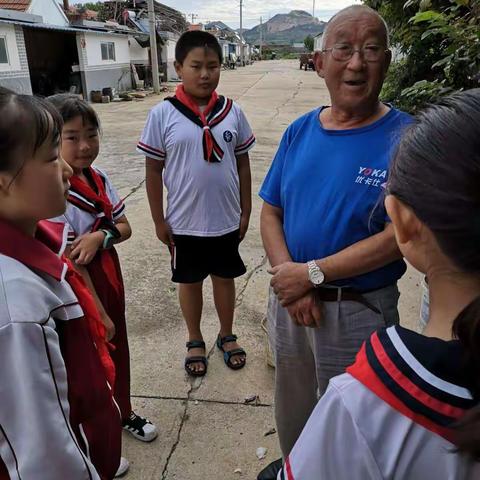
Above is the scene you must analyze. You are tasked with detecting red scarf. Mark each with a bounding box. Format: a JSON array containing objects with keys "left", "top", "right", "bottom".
[
  {"left": 65, "top": 258, "right": 116, "bottom": 388},
  {"left": 70, "top": 167, "right": 113, "bottom": 221},
  {"left": 175, "top": 84, "right": 220, "bottom": 162}
]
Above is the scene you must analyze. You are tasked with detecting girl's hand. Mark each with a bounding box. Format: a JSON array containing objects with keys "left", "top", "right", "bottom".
[
  {"left": 70, "top": 231, "right": 105, "bottom": 265},
  {"left": 239, "top": 213, "right": 250, "bottom": 241},
  {"left": 101, "top": 312, "right": 116, "bottom": 341},
  {"left": 155, "top": 221, "right": 175, "bottom": 246}
]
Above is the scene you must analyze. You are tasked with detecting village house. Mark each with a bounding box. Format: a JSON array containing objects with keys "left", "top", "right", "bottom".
[
  {"left": 104, "top": 0, "right": 186, "bottom": 83},
  {"left": 0, "top": 0, "right": 185, "bottom": 98},
  {"left": 204, "top": 21, "right": 253, "bottom": 66}
]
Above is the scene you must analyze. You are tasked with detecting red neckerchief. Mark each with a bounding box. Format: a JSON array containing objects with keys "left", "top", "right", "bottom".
[
  {"left": 69, "top": 167, "right": 113, "bottom": 220},
  {"left": 175, "top": 84, "right": 220, "bottom": 162},
  {"left": 65, "top": 259, "right": 116, "bottom": 388},
  {"left": 0, "top": 219, "right": 116, "bottom": 389},
  {"left": 0, "top": 219, "right": 65, "bottom": 280}
]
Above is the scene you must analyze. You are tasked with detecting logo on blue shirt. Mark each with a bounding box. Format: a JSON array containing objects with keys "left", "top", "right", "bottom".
[
  {"left": 223, "top": 130, "right": 233, "bottom": 143},
  {"left": 355, "top": 166, "right": 388, "bottom": 188}
]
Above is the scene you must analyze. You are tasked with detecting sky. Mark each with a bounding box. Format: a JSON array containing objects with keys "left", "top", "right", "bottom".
[{"left": 77, "top": 1, "right": 360, "bottom": 29}]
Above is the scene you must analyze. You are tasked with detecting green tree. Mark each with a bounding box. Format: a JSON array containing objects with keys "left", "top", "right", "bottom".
[
  {"left": 363, "top": 0, "right": 480, "bottom": 113},
  {"left": 304, "top": 34, "right": 314, "bottom": 51},
  {"left": 81, "top": 2, "right": 103, "bottom": 11}
]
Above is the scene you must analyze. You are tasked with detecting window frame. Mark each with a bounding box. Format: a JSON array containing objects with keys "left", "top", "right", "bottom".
[
  {"left": 0, "top": 36, "right": 10, "bottom": 65},
  {"left": 101, "top": 41, "right": 116, "bottom": 61}
]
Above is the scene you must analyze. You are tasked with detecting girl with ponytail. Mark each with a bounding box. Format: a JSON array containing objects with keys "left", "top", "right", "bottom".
[{"left": 276, "top": 89, "right": 480, "bottom": 479}]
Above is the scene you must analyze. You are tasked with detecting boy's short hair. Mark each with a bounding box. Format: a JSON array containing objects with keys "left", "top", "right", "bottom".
[{"left": 175, "top": 31, "right": 223, "bottom": 65}]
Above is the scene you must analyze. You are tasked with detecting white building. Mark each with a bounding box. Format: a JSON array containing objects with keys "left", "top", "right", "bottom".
[
  {"left": 313, "top": 32, "right": 324, "bottom": 51},
  {"left": 159, "top": 31, "right": 179, "bottom": 81},
  {"left": 0, "top": 0, "right": 149, "bottom": 98}
]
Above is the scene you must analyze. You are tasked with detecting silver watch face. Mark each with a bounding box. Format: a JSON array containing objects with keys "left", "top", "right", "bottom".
[
  {"left": 311, "top": 269, "right": 324, "bottom": 285},
  {"left": 308, "top": 262, "right": 325, "bottom": 286}
]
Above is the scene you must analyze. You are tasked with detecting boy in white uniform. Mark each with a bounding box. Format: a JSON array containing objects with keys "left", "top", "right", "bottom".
[{"left": 138, "top": 31, "right": 255, "bottom": 377}]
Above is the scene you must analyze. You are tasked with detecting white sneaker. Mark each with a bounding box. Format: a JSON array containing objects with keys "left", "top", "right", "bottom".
[
  {"left": 114, "top": 457, "right": 129, "bottom": 477},
  {"left": 122, "top": 411, "right": 158, "bottom": 442}
]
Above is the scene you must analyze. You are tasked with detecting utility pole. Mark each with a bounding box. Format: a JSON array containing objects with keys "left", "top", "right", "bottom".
[
  {"left": 189, "top": 13, "right": 198, "bottom": 24},
  {"left": 239, "top": 0, "right": 244, "bottom": 66},
  {"left": 312, "top": 0, "right": 316, "bottom": 19},
  {"left": 259, "top": 16, "right": 263, "bottom": 59},
  {"left": 148, "top": 0, "right": 160, "bottom": 94}
]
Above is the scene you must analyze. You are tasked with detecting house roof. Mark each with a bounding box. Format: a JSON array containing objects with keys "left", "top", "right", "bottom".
[{"left": 0, "top": 0, "right": 31, "bottom": 11}]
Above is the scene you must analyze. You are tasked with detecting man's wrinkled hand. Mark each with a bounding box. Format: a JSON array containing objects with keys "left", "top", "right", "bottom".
[
  {"left": 286, "top": 292, "right": 323, "bottom": 328},
  {"left": 269, "top": 261, "right": 312, "bottom": 306}
]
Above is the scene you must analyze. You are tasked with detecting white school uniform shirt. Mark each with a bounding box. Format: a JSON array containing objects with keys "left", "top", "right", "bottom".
[
  {"left": 52, "top": 166, "right": 126, "bottom": 245},
  {"left": 280, "top": 326, "right": 480, "bottom": 480},
  {"left": 0, "top": 220, "right": 100, "bottom": 480},
  {"left": 137, "top": 97, "right": 256, "bottom": 237}
]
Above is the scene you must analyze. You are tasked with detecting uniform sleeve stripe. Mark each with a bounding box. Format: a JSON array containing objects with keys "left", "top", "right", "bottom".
[
  {"left": 136, "top": 145, "right": 165, "bottom": 161},
  {"left": 235, "top": 134, "right": 255, "bottom": 150},
  {"left": 113, "top": 204, "right": 126, "bottom": 219},
  {"left": 137, "top": 141, "right": 165, "bottom": 155},
  {"left": 235, "top": 137, "right": 256, "bottom": 154},
  {"left": 285, "top": 457, "right": 295, "bottom": 480},
  {"left": 113, "top": 200, "right": 124, "bottom": 212}
]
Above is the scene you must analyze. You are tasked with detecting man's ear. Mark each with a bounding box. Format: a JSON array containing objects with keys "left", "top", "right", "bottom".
[
  {"left": 313, "top": 51, "right": 324, "bottom": 78},
  {"left": 385, "top": 195, "right": 421, "bottom": 246}
]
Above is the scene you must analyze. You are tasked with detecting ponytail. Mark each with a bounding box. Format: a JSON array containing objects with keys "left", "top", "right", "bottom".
[{"left": 452, "top": 296, "right": 480, "bottom": 460}]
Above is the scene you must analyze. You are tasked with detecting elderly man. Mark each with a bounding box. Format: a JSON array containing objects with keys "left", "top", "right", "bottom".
[{"left": 258, "top": 4, "right": 412, "bottom": 467}]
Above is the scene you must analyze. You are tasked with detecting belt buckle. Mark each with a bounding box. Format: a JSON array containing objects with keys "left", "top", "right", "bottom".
[{"left": 337, "top": 286, "right": 342, "bottom": 302}]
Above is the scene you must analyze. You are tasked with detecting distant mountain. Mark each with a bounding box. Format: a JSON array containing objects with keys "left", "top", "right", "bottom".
[
  {"left": 205, "top": 21, "right": 233, "bottom": 32},
  {"left": 243, "top": 10, "right": 326, "bottom": 45}
]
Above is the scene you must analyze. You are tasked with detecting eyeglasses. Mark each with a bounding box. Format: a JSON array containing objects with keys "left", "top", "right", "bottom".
[{"left": 322, "top": 44, "right": 389, "bottom": 62}]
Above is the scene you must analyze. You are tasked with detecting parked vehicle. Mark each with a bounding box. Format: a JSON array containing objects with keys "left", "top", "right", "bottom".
[{"left": 299, "top": 53, "right": 315, "bottom": 71}]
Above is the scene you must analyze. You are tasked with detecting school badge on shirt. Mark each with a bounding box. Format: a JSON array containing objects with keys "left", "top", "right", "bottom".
[{"left": 223, "top": 130, "right": 233, "bottom": 143}]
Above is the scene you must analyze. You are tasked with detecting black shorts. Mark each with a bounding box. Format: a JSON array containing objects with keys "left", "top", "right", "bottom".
[{"left": 170, "top": 230, "right": 246, "bottom": 283}]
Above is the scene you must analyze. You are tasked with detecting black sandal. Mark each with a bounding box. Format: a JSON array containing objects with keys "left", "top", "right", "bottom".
[
  {"left": 184, "top": 340, "right": 208, "bottom": 377},
  {"left": 216, "top": 334, "right": 247, "bottom": 370}
]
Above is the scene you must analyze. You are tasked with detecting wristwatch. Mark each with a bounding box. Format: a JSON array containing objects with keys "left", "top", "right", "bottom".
[
  {"left": 100, "top": 229, "right": 116, "bottom": 250},
  {"left": 307, "top": 260, "right": 325, "bottom": 288}
]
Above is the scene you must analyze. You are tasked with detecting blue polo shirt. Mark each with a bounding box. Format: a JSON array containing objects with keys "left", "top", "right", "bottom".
[{"left": 259, "top": 106, "right": 412, "bottom": 291}]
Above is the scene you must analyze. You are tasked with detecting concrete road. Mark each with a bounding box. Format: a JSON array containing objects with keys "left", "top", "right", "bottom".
[{"left": 92, "top": 60, "right": 423, "bottom": 480}]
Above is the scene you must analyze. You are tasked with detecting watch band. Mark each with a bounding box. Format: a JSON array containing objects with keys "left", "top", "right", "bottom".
[{"left": 100, "top": 229, "right": 115, "bottom": 249}]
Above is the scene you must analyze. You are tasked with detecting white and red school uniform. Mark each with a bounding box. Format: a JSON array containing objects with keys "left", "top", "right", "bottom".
[
  {"left": 280, "top": 325, "right": 480, "bottom": 480},
  {"left": 52, "top": 166, "right": 132, "bottom": 420},
  {"left": 0, "top": 219, "right": 121, "bottom": 480},
  {"left": 137, "top": 85, "right": 255, "bottom": 237}
]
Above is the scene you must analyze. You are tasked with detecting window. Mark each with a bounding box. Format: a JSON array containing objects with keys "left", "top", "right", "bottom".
[
  {"left": 101, "top": 42, "right": 115, "bottom": 61},
  {"left": 0, "top": 37, "right": 9, "bottom": 64}
]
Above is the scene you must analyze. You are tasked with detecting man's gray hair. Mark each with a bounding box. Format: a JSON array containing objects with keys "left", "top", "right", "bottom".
[{"left": 319, "top": 5, "right": 390, "bottom": 51}]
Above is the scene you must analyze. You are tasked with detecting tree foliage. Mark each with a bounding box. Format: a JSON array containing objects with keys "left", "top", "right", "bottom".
[
  {"left": 304, "top": 34, "right": 314, "bottom": 52},
  {"left": 363, "top": 0, "right": 480, "bottom": 112},
  {"left": 80, "top": 2, "right": 103, "bottom": 11},
  {"left": 74, "top": 2, "right": 109, "bottom": 20}
]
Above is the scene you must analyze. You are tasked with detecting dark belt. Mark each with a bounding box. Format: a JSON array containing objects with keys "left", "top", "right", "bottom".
[{"left": 314, "top": 287, "right": 381, "bottom": 314}]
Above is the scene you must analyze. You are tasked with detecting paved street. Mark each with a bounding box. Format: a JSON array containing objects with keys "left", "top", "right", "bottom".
[{"left": 92, "top": 59, "right": 423, "bottom": 480}]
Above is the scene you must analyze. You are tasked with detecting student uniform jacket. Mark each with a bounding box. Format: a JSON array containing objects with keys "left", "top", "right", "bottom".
[
  {"left": 52, "top": 166, "right": 131, "bottom": 420},
  {"left": 279, "top": 326, "right": 480, "bottom": 480},
  {"left": 0, "top": 220, "right": 121, "bottom": 480}
]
